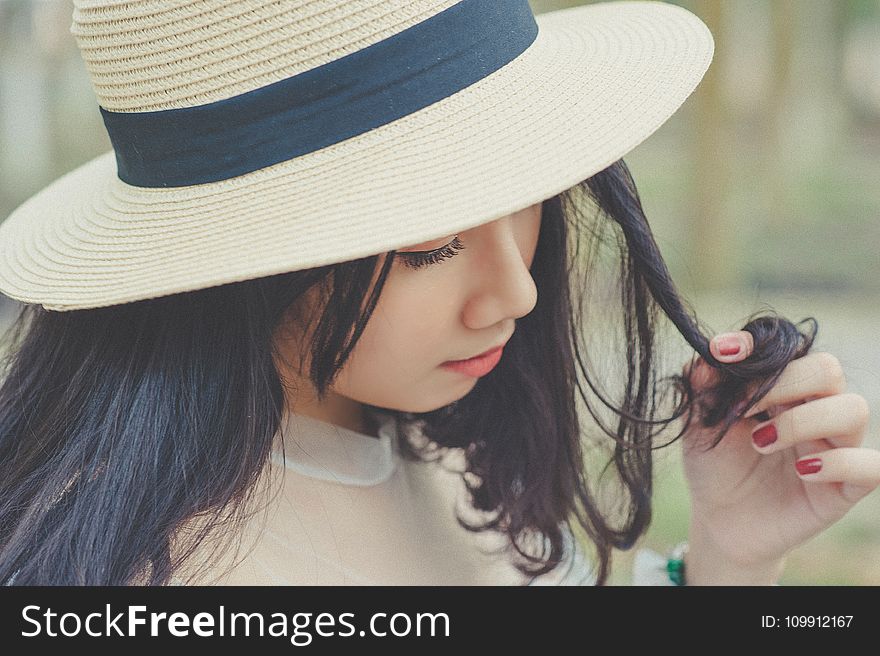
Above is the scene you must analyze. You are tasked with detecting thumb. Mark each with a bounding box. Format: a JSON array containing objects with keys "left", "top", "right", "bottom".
[
  {"left": 709, "top": 331, "right": 754, "bottom": 363},
  {"left": 683, "top": 331, "right": 755, "bottom": 391}
]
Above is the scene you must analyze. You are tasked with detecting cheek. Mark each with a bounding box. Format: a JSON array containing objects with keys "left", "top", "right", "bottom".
[
  {"left": 338, "top": 285, "right": 449, "bottom": 384},
  {"left": 331, "top": 307, "right": 458, "bottom": 412}
]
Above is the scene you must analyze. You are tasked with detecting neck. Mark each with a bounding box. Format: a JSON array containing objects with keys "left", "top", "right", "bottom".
[{"left": 287, "top": 388, "right": 378, "bottom": 438}]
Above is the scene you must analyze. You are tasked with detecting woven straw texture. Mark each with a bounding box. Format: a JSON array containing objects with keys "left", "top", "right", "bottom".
[
  {"left": 0, "top": 0, "right": 714, "bottom": 311},
  {"left": 71, "top": 0, "right": 462, "bottom": 111}
]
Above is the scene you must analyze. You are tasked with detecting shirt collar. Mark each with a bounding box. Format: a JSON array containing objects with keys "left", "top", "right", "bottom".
[{"left": 270, "top": 410, "right": 400, "bottom": 486}]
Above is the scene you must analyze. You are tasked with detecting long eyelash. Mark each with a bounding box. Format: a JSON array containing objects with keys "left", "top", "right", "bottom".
[{"left": 398, "top": 236, "right": 466, "bottom": 270}]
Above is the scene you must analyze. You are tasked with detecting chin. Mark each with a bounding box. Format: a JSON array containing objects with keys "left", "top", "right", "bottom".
[
  {"left": 380, "top": 381, "right": 476, "bottom": 414},
  {"left": 425, "top": 382, "right": 477, "bottom": 412}
]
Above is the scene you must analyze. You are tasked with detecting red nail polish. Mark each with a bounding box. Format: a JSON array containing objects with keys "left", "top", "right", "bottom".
[
  {"left": 716, "top": 337, "right": 741, "bottom": 356},
  {"left": 752, "top": 424, "right": 777, "bottom": 448},
  {"left": 796, "top": 458, "right": 822, "bottom": 475}
]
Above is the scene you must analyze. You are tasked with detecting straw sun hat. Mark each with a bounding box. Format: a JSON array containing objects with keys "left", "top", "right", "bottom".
[{"left": 0, "top": 0, "right": 714, "bottom": 312}]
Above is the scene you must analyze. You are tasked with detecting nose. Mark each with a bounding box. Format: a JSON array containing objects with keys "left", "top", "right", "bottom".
[{"left": 460, "top": 217, "right": 538, "bottom": 329}]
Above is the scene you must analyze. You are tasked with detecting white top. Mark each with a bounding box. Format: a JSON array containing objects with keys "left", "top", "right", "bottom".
[{"left": 175, "top": 410, "right": 671, "bottom": 585}]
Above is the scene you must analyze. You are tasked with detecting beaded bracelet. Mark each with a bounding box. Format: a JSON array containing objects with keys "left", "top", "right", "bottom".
[{"left": 666, "top": 541, "right": 689, "bottom": 586}]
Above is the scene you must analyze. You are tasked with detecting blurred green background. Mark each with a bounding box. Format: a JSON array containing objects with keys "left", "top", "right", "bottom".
[{"left": 0, "top": 0, "right": 878, "bottom": 583}]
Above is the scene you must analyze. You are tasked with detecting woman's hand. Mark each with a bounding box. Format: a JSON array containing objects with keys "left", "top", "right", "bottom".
[{"left": 680, "top": 331, "right": 880, "bottom": 584}]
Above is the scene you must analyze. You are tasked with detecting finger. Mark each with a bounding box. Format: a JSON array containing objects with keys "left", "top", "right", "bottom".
[
  {"left": 743, "top": 352, "right": 848, "bottom": 419},
  {"left": 794, "top": 447, "right": 880, "bottom": 503},
  {"left": 750, "top": 393, "right": 871, "bottom": 452},
  {"left": 710, "top": 331, "right": 754, "bottom": 363}
]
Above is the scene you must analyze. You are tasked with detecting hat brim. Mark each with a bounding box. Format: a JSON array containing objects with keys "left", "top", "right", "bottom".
[{"left": 0, "top": 1, "right": 713, "bottom": 311}]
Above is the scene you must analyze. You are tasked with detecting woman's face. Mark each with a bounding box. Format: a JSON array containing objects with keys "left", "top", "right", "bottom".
[{"left": 278, "top": 202, "right": 542, "bottom": 432}]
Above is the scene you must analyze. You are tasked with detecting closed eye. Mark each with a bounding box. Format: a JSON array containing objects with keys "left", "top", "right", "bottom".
[{"left": 396, "top": 236, "right": 466, "bottom": 270}]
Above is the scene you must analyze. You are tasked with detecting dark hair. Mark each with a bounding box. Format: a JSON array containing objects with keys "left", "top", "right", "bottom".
[{"left": 0, "top": 159, "right": 815, "bottom": 585}]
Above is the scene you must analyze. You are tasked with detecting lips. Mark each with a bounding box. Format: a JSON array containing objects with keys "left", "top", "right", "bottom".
[
  {"left": 454, "top": 345, "right": 502, "bottom": 363},
  {"left": 441, "top": 344, "right": 505, "bottom": 377},
  {"left": 446, "top": 340, "right": 509, "bottom": 364}
]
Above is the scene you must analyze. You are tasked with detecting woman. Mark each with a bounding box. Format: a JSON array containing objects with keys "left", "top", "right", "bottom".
[{"left": 0, "top": 0, "right": 876, "bottom": 586}]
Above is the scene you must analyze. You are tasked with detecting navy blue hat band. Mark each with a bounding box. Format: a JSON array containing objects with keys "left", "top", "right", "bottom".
[{"left": 99, "top": 0, "right": 539, "bottom": 189}]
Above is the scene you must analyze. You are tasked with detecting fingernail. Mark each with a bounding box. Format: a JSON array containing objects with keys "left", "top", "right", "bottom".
[
  {"left": 795, "top": 458, "right": 822, "bottom": 475},
  {"left": 752, "top": 423, "right": 777, "bottom": 448},
  {"left": 715, "top": 334, "right": 741, "bottom": 357}
]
